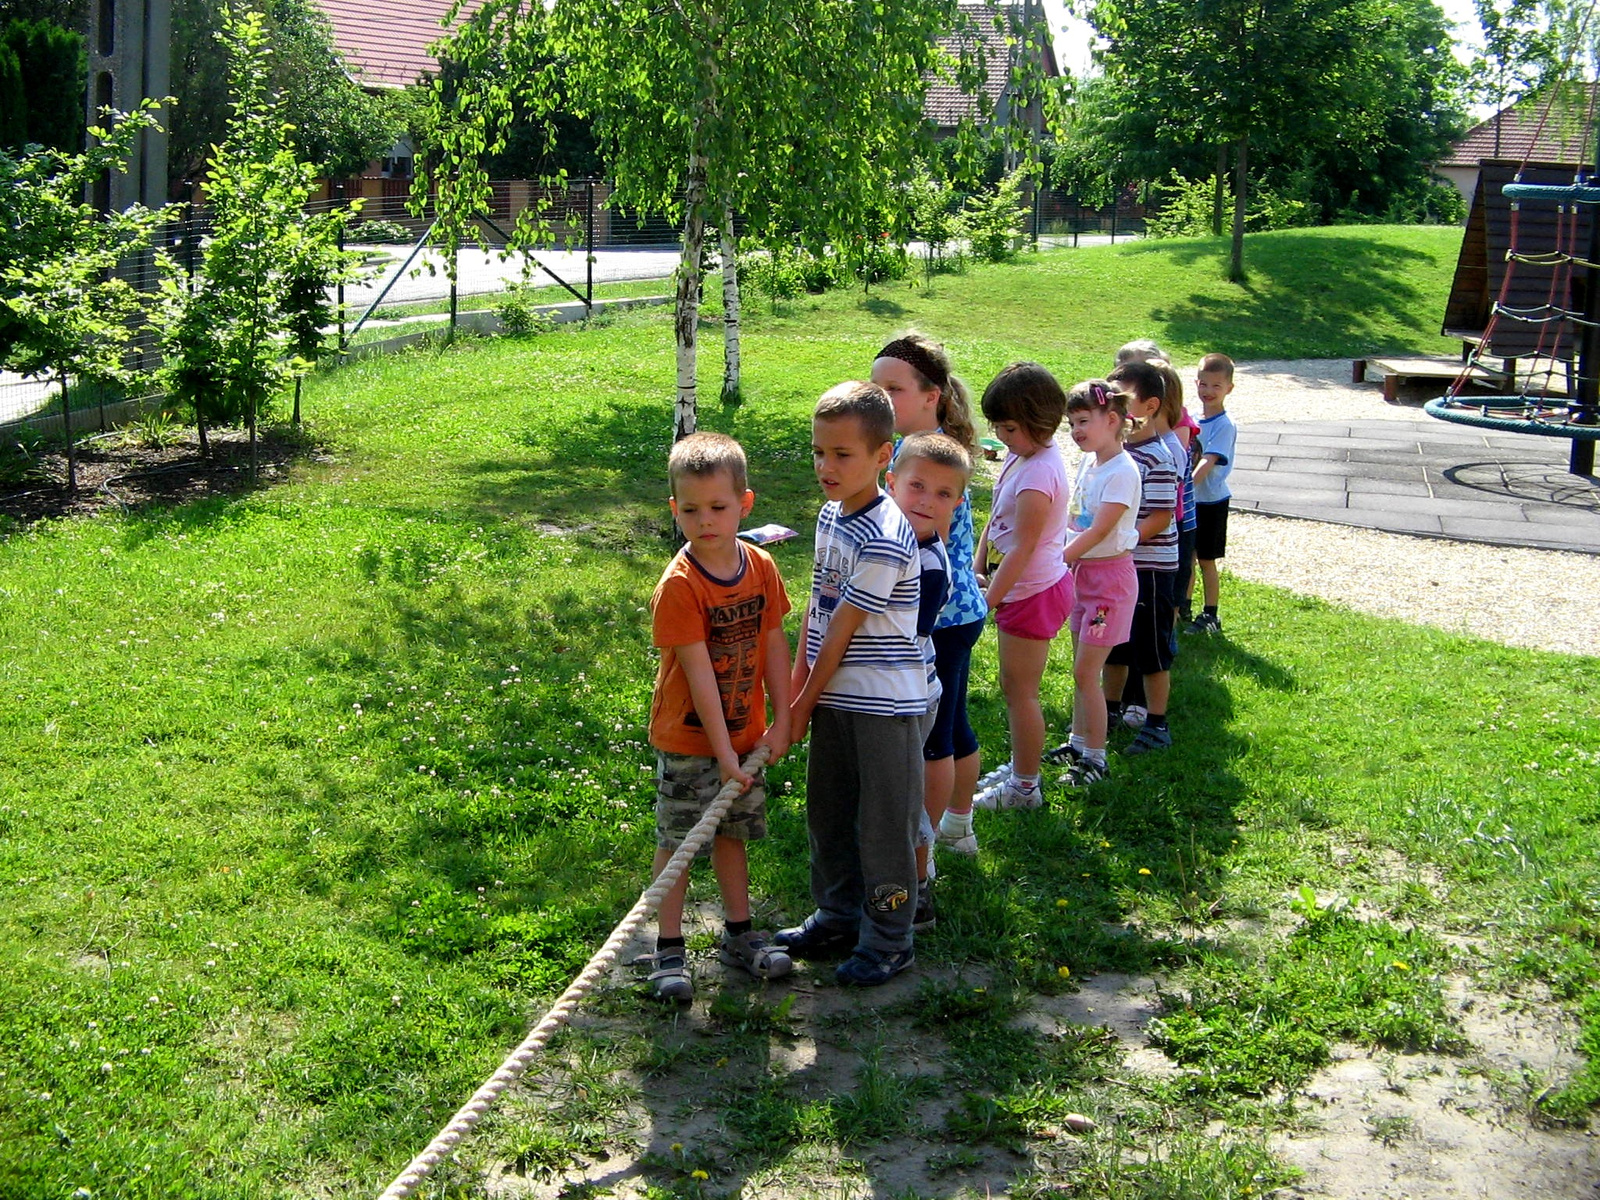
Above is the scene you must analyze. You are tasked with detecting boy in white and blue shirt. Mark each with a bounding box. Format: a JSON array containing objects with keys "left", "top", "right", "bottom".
[
  {"left": 1189, "top": 353, "right": 1238, "bottom": 635},
  {"left": 781, "top": 382, "right": 936, "bottom": 987}
]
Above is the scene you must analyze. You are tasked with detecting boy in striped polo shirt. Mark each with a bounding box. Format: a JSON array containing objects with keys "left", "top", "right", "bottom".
[
  {"left": 779, "top": 381, "right": 937, "bottom": 986},
  {"left": 1103, "top": 360, "right": 1179, "bottom": 755}
]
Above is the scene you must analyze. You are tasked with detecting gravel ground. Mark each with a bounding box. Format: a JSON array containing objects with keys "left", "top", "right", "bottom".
[{"left": 1217, "top": 359, "right": 1598, "bottom": 659}]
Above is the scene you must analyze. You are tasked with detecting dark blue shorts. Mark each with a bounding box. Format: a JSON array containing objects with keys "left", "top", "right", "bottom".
[{"left": 925, "top": 618, "right": 984, "bottom": 761}]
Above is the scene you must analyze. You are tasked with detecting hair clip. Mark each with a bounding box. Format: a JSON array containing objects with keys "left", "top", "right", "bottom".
[{"left": 1090, "top": 382, "right": 1109, "bottom": 406}]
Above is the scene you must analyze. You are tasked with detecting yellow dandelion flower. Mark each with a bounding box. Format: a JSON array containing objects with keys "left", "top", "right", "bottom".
[
  {"left": 1056, "top": 899, "right": 1069, "bottom": 909},
  {"left": 671, "top": 1143, "right": 684, "bottom": 1153},
  {"left": 1138, "top": 867, "right": 1152, "bottom": 876},
  {"left": 1389, "top": 961, "right": 1410, "bottom": 971},
  {"left": 1099, "top": 839, "right": 1111, "bottom": 849},
  {"left": 1058, "top": 966, "right": 1072, "bottom": 979},
  {"left": 691, "top": 1169, "right": 709, "bottom": 1180}
]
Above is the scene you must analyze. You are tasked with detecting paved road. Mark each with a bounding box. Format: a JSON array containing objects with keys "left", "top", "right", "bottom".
[{"left": 1233, "top": 416, "right": 1600, "bottom": 554}]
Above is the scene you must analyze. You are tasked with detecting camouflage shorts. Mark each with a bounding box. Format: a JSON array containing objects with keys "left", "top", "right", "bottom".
[{"left": 655, "top": 751, "right": 768, "bottom": 852}]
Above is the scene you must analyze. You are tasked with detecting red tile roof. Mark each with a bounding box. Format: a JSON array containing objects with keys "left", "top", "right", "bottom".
[
  {"left": 926, "top": 1, "right": 1059, "bottom": 129},
  {"left": 1441, "top": 84, "right": 1599, "bottom": 168},
  {"left": 314, "top": 0, "right": 461, "bottom": 89}
]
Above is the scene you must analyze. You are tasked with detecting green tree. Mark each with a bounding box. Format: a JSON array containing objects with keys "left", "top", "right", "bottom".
[
  {"left": 0, "top": 41, "right": 22, "bottom": 148},
  {"left": 1, "top": 19, "right": 86, "bottom": 151},
  {"left": 169, "top": 0, "right": 403, "bottom": 187},
  {"left": 1086, "top": 0, "right": 1466, "bottom": 278},
  {"left": 159, "top": 4, "right": 357, "bottom": 477},
  {"left": 427, "top": 0, "right": 967, "bottom": 439},
  {"left": 0, "top": 102, "right": 174, "bottom": 489}
]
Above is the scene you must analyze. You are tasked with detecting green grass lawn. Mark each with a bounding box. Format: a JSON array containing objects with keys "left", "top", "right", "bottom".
[{"left": 2, "top": 227, "right": 1595, "bottom": 1200}]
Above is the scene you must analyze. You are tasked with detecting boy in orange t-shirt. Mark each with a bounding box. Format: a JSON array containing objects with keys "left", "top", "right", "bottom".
[{"left": 641, "top": 432, "right": 794, "bottom": 1002}]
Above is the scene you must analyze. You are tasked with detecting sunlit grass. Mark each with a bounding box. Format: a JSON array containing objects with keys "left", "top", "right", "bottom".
[{"left": 0, "top": 227, "right": 1594, "bottom": 1198}]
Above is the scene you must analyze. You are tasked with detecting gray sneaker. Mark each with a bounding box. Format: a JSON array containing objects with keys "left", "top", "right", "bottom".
[
  {"left": 636, "top": 949, "right": 693, "bottom": 1002},
  {"left": 719, "top": 930, "right": 793, "bottom": 980},
  {"left": 1185, "top": 612, "right": 1221, "bottom": 634}
]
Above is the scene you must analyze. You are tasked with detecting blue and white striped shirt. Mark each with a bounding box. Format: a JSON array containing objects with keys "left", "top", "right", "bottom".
[{"left": 805, "top": 493, "right": 933, "bottom": 717}]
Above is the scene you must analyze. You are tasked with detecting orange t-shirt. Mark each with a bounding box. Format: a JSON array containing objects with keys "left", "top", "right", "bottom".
[{"left": 648, "top": 543, "right": 791, "bottom": 757}]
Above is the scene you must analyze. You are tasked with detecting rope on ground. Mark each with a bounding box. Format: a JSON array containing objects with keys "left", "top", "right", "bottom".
[{"left": 375, "top": 744, "right": 772, "bottom": 1200}]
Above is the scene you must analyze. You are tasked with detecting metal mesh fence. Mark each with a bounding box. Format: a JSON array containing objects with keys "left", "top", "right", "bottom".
[{"left": 1, "top": 178, "right": 1147, "bottom": 428}]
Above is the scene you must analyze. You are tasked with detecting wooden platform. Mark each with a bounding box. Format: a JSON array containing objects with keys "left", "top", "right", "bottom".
[{"left": 1356, "top": 356, "right": 1513, "bottom": 402}]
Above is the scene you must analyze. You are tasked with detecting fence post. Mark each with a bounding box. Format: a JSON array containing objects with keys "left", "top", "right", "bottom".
[
  {"left": 1031, "top": 182, "right": 1041, "bottom": 248},
  {"left": 335, "top": 180, "right": 347, "bottom": 352},
  {"left": 184, "top": 179, "right": 198, "bottom": 290},
  {"left": 1110, "top": 202, "right": 1118, "bottom": 243},
  {"left": 586, "top": 178, "right": 595, "bottom": 314}
]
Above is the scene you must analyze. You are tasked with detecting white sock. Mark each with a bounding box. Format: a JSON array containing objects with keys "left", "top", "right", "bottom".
[
  {"left": 1010, "top": 769, "right": 1040, "bottom": 789},
  {"left": 940, "top": 810, "right": 973, "bottom": 837},
  {"left": 1086, "top": 748, "right": 1107, "bottom": 767},
  {"left": 1069, "top": 734, "right": 1088, "bottom": 753}
]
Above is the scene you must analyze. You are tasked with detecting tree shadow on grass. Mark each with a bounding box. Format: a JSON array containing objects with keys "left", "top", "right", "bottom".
[
  {"left": 1122, "top": 232, "right": 1450, "bottom": 359},
  {"left": 448, "top": 395, "right": 820, "bottom": 552}
]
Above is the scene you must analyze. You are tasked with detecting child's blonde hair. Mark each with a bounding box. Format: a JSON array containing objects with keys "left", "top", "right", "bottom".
[
  {"left": 815, "top": 381, "right": 896, "bottom": 448},
  {"left": 896, "top": 430, "right": 974, "bottom": 479},
  {"left": 1116, "top": 338, "right": 1165, "bottom": 365},
  {"left": 1198, "top": 352, "right": 1235, "bottom": 381},
  {"left": 1152, "top": 362, "right": 1184, "bottom": 429},
  {"left": 668, "top": 431, "right": 747, "bottom": 495},
  {"left": 875, "top": 331, "right": 977, "bottom": 453}
]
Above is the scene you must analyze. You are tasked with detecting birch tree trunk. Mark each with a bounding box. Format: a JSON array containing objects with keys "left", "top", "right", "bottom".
[
  {"left": 1229, "top": 133, "right": 1249, "bottom": 283},
  {"left": 720, "top": 203, "right": 740, "bottom": 404},
  {"left": 674, "top": 141, "right": 708, "bottom": 441}
]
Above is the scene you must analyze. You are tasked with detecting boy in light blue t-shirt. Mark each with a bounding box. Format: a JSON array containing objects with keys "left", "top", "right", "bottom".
[{"left": 1188, "top": 353, "right": 1238, "bottom": 635}]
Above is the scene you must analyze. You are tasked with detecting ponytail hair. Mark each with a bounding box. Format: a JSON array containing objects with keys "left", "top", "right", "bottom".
[{"left": 875, "top": 329, "right": 977, "bottom": 454}]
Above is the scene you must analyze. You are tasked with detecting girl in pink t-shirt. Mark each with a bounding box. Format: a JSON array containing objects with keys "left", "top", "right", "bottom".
[{"left": 974, "top": 362, "right": 1072, "bottom": 810}]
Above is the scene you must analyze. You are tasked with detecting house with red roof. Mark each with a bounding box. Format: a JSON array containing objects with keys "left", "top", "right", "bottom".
[
  {"left": 926, "top": 0, "right": 1059, "bottom": 150},
  {"left": 314, "top": 0, "right": 459, "bottom": 91},
  {"left": 1437, "top": 85, "right": 1598, "bottom": 212}
]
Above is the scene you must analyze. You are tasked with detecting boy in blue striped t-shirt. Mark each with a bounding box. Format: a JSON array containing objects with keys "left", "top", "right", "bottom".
[{"left": 779, "top": 381, "right": 936, "bottom": 987}]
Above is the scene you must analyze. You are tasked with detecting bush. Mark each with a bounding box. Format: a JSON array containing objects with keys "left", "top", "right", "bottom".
[
  {"left": 1146, "top": 170, "right": 1316, "bottom": 239},
  {"left": 348, "top": 219, "right": 414, "bottom": 244},
  {"left": 494, "top": 282, "right": 557, "bottom": 336},
  {"left": 960, "top": 171, "right": 1028, "bottom": 263},
  {"left": 907, "top": 172, "right": 963, "bottom": 273}
]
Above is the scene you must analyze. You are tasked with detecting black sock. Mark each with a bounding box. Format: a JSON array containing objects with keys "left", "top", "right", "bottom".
[
  {"left": 1203, "top": 605, "right": 1218, "bottom": 617},
  {"left": 724, "top": 919, "right": 752, "bottom": 939},
  {"left": 1145, "top": 713, "right": 1169, "bottom": 731},
  {"left": 656, "top": 935, "right": 686, "bottom": 953}
]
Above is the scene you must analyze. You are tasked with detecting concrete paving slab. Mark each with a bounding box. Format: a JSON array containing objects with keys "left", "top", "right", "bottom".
[
  {"left": 1268, "top": 458, "right": 1357, "bottom": 477},
  {"left": 1345, "top": 476, "right": 1434, "bottom": 497},
  {"left": 1345, "top": 493, "right": 1531, "bottom": 520},
  {"left": 1234, "top": 411, "right": 1600, "bottom": 553}
]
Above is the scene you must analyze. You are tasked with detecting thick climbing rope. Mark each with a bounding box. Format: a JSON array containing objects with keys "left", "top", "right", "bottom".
[{"left": 376, "top": 744, "right": 772, "bottom": 1200}]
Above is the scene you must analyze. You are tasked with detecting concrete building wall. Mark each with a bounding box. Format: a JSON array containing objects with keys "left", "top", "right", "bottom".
[{"left": 86, "top": 0, "right": 170, "bottom": 210}]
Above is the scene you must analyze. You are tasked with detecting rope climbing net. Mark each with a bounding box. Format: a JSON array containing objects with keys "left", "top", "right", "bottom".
[{"left": 1431, "top": 31, "right": 1600, "bottom": 465}]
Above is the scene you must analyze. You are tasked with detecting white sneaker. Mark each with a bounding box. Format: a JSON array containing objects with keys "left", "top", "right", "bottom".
[
  {"left": 1122, "top": 704, "right": 1148, "bottom": 730},
  {"left": 997, "top": 778, "right": 1042, "bottom": 810},
  {"left": 971, "top": 765, "right": 1012, "bottom": 810},
  {"left": 937, "top": 831, "right": 979, "bottom": 855}
]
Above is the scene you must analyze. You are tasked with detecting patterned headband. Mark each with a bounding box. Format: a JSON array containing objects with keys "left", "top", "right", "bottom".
[{"left": 876, "top": 338, "right": 949, "bottom": 394}]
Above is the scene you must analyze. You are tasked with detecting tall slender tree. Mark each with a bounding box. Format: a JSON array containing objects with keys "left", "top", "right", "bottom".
[{"left": 422, "top": 0, "right": 970, "bottom": 440}]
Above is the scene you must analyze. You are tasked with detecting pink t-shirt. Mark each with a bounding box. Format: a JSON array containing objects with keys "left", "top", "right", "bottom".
[{"left": 989, "top": 439, "right": 1071, "bottom": 602}]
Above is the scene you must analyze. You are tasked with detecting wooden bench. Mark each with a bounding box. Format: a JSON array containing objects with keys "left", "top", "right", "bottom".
[{"left": 1354, "top": 356, "right": 1514, "bottom": 402}]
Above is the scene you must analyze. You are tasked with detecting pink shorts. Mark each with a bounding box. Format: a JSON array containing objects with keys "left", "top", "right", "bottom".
[
  {"left": 995, "top": 571, "right": 1074, "bottom": 640},
  {"left": 1069, "top": 554, "right": 1137, "bottom": 646}
]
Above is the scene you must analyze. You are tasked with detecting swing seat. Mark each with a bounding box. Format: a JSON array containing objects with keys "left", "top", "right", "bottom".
[{"left": 1424, "top": 396, "right": 1600, "bottom": 438}]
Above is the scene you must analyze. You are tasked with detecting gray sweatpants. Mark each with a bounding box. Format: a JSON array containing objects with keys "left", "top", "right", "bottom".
[{"left": 805, "top": 705, "right": 934, "bottom": 954}]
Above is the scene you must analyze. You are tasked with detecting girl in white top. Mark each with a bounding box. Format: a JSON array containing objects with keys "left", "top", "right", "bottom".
[{"left": 1060, "top": 380, "right": 1141, "bottom": 786}]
